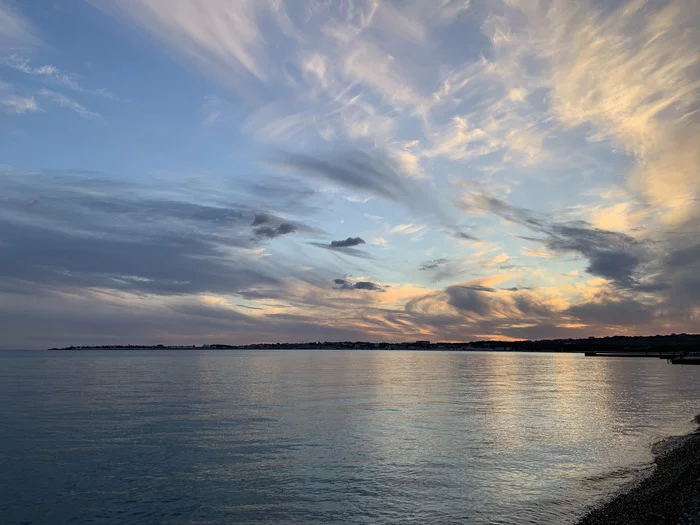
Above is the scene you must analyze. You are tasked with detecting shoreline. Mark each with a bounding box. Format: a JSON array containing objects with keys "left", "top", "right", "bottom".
[{"left": 577, "top": 415, "right": 700, "bottom": 524}]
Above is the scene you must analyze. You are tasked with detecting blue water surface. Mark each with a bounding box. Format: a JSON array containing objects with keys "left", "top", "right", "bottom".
[{"left": 1, "top": 350, "right": 698, "bottom": 524}]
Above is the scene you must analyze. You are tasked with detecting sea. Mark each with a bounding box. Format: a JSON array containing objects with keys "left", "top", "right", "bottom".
[{"left": 1, "top": 349, "right": 698, "bottom": 525}]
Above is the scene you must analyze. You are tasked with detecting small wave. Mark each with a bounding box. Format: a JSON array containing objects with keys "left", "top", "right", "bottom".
[
  {"left": 651, "top": 434, "right": 693, "bottom": 458},
  {"left": 580, "top": 464, "right": 650, "bottom": 485},
  {"left": 651, "top": 415, "right": 700, "bottom": 458}
]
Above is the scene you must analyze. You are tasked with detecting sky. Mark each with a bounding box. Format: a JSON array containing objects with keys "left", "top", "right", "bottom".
[{"left": 0, "top": 0, "right": 698, "bottom": 349}]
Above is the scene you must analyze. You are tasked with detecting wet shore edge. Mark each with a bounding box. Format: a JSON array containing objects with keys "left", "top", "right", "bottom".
[{"left": 576, "top": 414, "right": 700, "bottom": 525}]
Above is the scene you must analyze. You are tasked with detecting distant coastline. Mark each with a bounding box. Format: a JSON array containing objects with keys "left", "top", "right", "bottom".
[{"left": 48, "top": 333, "right": 700, "bottom": 353}]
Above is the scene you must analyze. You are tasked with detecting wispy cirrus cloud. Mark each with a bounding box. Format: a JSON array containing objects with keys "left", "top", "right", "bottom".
[
  {"left": 0, "top": 81, "right": 39, "bottom": 113},
  {"left": 2, "top": 0, "right": 699, "bottom": 348},
  {"left": 4, "top": 55, "right": 118, "bottom": 99},
  {"left": 277, "top": 149, "right": 452, "bottom": 224},
  {"left": 0, "top": 1, "right": 36, "bottom": 50},
  {"left": 472, "top": 194, "right": 651, "bottom": 289},
  {"left": 37, "top": 89, "right": 100, "bottom": 119},
  {"left": 90, "top": 0, "right": 269, "bottom": 94}
]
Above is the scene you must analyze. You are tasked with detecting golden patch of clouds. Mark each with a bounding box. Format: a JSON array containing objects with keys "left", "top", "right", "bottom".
[
  {"left": 376, "top": 283, "right": 435, "bottom": 307},
  {"left": 508, "top": 88, "right": 527, "bottom": 102},
  {"left": 472, "top": 273, "right": 514, "bottom": 288},
  {"left": 570, "top": 277, "right": 613, "bottom": 302},
  {"left": 588, "top": 202, "right": 649, "bottom": 233},
  {"left": 479, "top": 0, "right": 699, "bottom": 227},
  {"left": 200, "top": 295, "right": 226, "bottom": 306},
  {"left": 483, "top": 252, "right": 509, "bottom": 267},
  {"left": 536, "top": 0, "right": 700, "bottom": 226},
  {"left": 389, "top": 223, "right": 426, "bottom": 235},
  {"left": 473, "top": 334, "right": 525, "bottom": 342},
  {"left": 389, "top": 142, "right": 424, "bottom": 178},
  {"left": 521, "top": 247, "right": 555, "bottom": 258}
]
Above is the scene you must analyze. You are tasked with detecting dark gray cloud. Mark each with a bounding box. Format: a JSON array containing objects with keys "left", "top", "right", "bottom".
[
  {"left": 310, "top": 236, "right": 371, "bottom": 258},
  {"left": 0, "top": 168, "right": 324, "bottom": 297},
  {"left": 566, "top": 297, "right": 654, "bottom": 326},
  {"left": 647, "top": 217, "right": 700, "bottom": 309},
  {"left": 454, "top": 231, "right": 479, "bottom": 241},
  {"left": 246, "top": 178, "right": 318, "bottom": 212},
  {"left": 473, "top": 195, "right": 650, "bottom": 288},
  {"left": 330, "top": 236, "right": 365, "bottom": 248},
  {"left": 419, "top": 258, "right": 448, "bottom": 271},
  {"left": 417, "top": 258, "right": 468, "bottom": 282},
  {"left": 250, "top": 212, "right": 300, "bottom": 239},
  {"left": 513, "top": 295, "right": 552, "bottom": 318},
  {"left": 333, "top": 278, "right": 386, "bottom": 292},
  {"left": 252, "top": 223, "right": 297, "bottom": 238},
  {"left": 666, "top": 242, "right": 700, "bottom": 269},
  {"left": 445, "top": 285, "right": 492, "bottom": 315}
]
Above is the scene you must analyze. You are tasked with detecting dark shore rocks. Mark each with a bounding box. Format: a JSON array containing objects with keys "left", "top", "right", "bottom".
[{"left": 577, "top": 430, "right": 700, "bottom": 525}]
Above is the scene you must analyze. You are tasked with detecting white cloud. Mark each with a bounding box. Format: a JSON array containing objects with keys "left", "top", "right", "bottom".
[
  {"left": 495, "top": 0, "right": 700, "bottom": 226},
  {"left": 1, "top": 93, "right": 39, "bottom": 113},
  {"left": 0, "top": 1, "right": 36, "bottom": 49},
  {"left": 38, "top": 89, "right": 100, "bottom": 119},
  {"left": 483, "top": 252, "right": 509, "bottom": 267},
  {"left": 389, "top": 223, "right": 426, "bottom": 235},
  {"left": 4, "top": 55, "right": 118, "bottom": 99},
  {"left": 369, "top": 237, "right": 388, "bottom": 246},
  {"left": 0, "top": 81, "right": 39, "bottom": 113},
  {"left": 92, "top": 0, "right": 268, "bottom": 92}
]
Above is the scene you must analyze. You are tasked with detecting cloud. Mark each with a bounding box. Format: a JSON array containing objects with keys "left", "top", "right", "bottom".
[
  {"left": 330, "top": 236, "right": 365, "bottom": 248},
  {"left": 310, "top": 235, "right": 371, "bottom": 259},
  {"left": 401, "top": 277, "right": 561, "bottom": 340},
  {"left": 0, "top": 90, "right": 39, "bottom": 114},
  {"left": 482, "top": 252, "right": 509, "bottom": 268},
  {"left": 454, "top": 231, "right": 478, "bottom": 241},
  {"left": 492, "top": 0, "right": 700, "bottom": 226},
  {"left": 276, "top": 149, "right": 450, "bottom": 223},
  {"left": 474, "top": 194, "right": 650, "bottom": 288},
  {"left": 521, "top": 248, "right": 555, "bottom": 259},
  {"left": 0, "top": 167, "right": 323, "bottom": 298},
  {"left": 418, "top": 257, "right": 467, "bottom": 283},
  {"left": 4, "top": 55, "right": 117, "bottom": 99},
  {"left": 252, "top": 223, "right": 296, "bottom": 239},
  {"left": 333, "top": 278, "right": 386, "bottom": 292},
  {"left": 250, "top": 213, "right": 298, "bottom": 239},
  {"left": 389, "top": 223, "right": 426, "bottom": 235},
  {"left": 3, "top": 0, "right": 698, "bottom": 346},
  {"left": 37, "top": 89, "right": 100, "bottom": 119},
  {"left": 445, "top": 284, "right": 492, "bottom": 315},
  {"left": 0, "top": 1, "right": 36, "bottom": 49},
  {"left": 0, "top": 81, "right": 39, "bottom": 113},
  {"left": 419, "top": 258, "right": 448, "bottom": 271},
  {"left": 90, "top": 0, "right": 268, "bottom": 93},
  {"left": 567, "top": 297, "right": 654, "bottom": 327}
]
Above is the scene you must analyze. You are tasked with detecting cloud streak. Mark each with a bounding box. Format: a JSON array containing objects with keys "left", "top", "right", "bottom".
[{"left": 334, "top": 278, "right": 387, "bottom": 292}]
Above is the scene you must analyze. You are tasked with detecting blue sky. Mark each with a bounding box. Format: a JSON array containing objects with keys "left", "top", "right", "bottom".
[{"left": 0, "top": 0, "right": 698, "bottom": 348}]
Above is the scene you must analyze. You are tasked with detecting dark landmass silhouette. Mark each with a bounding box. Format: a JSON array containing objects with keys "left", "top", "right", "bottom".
[{"left": 48, "top": 333, "right": 700, "bottom": 353}]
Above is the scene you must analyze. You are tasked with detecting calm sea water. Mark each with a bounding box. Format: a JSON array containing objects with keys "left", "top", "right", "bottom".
[{"left": 1, "top": 350, "right": 698, "bottom": 525}]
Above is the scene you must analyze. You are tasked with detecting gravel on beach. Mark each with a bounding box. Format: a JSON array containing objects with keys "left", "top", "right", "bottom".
[{"left": 577, "top": 420, "right": 700, "bottom": 525}]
